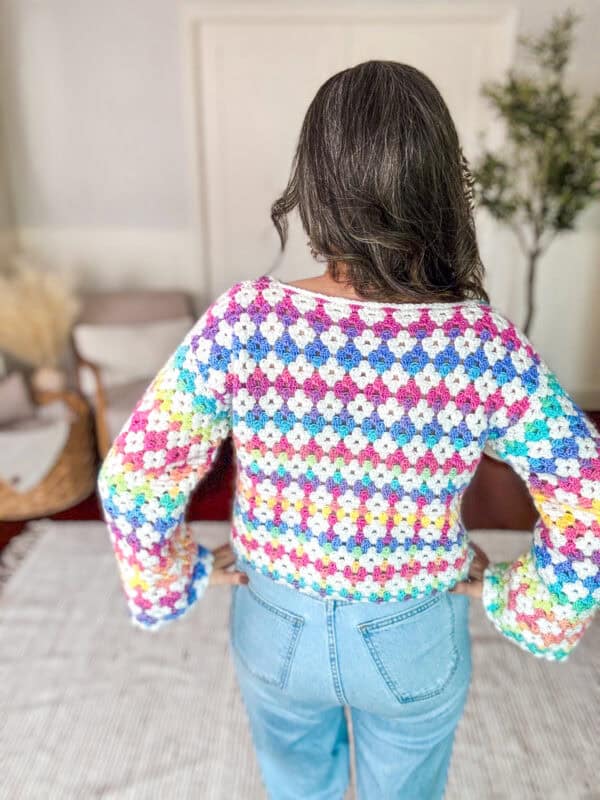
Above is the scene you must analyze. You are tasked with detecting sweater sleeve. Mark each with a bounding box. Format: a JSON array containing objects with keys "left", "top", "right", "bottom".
[
  {"left": 97, "top": 284, "right": 238, "bottom": 631},
  {"left": 481, "top": 315, "right": 600, "bottom": 661}
]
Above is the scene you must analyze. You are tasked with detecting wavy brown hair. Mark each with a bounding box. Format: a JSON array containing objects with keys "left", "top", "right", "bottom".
[{"left": 270, "top": 60, "right": 489, "bottom": 304}]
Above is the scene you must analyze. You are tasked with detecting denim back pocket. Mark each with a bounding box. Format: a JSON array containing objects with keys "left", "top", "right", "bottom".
[
  {"left": 357, "top": 593, "right": 458, "bottom": 704},
  {"left": 230, "top": 583, "right": 304, "bottom": 690}
]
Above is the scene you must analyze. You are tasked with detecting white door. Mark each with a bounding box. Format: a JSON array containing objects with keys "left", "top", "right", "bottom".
[{"left": 182, "top": 1, "right": 517, "bottom": 297}]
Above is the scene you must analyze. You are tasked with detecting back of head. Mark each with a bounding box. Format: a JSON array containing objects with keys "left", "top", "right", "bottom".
[{"left": 271, "top": 60, "right": 488, "bottom": 304}]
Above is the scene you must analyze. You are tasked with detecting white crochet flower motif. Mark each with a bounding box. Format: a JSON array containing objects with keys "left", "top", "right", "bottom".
[
  {"left": 320, "top": 357, "right": 346, "bottom": 388},
  {"left": 400, "top": 468, "right": 423, "bottom": 492},
  {"left": 286, "top": 422, "right": 312, "bottom": 450},
  {"left": 259, "top": 420, "right": 286, "bottom": 450},
  {"left": 510, "top": 346, "right": 532, "bottom": 373},
  {"left": 427, "top": 472, "right": 450, "bottom": 495},
  {"left": 317, "top": 390, "right": 344, "bottom": 420},
  {"left": 175, "top": 392, "right": 197, "bottom": 418},
  {"left": 577, "top": 438, "right": 598, "bottom": 460},
  {"left": 387, "top": 330, "right": 414, "bottom": 356},
  {"left": 572, "top": 558, "right": 598, "bottom": 580},
  {"left": 483, "top": 339, "right": 505, "bottom": 366},
  {"left": 147, "top": 407, "right": 171, "bottom": 433},
  {"left": 259, "top": 386, "right": 285, "bottom": 416},
  {"left": 288, "top": 389, "right": 313, "bottom": 417},
  {"left": 335, "top": 513, "right": 360, "bottom": 543},
  {"left": 289, "top": 292, "right": 318, "bottom": 315},
  {"left": 373, "top": 431, "right": 402, "bottom": 459},
  {"left": 234, "top": 312, "right": 257, "bottom": 340},
  {"left": 446, "top": 365, "right": 470, "bottom": 397},
  {"left": 235, "top": 390, "right": 256, "bottom": 415},
  {"left": 343, "top": 458, "right": 367, "bottom": 484},
  {"left": 381, "top": 363, "right": 411, "bottom": 394},
  {"left": 358, "top": 306, "right": 388, "bottom": 324},
  {"left": 288, "top": 319, "right": 316, "bottom": 349},
  {"left": 431, "top": 437, "right": 456, "bottom": 463},
  {"left": 324, "top": 303, "right": 352, "bottom": 323},
  {"left": 344, "top": 428, "right": 370, "bottom": 456},
  {"left": 562, "top": 581, "right": 589, "bottom": 603},
  {"left": 414, "top": 363, "right": 442, "bottom": 392},
  {"left": 214, "top": 319, "right": 233, "bottom": 349},
  {"left": 542, "top": 416, "right": 570, "bottom": 440},
  {"left": 438, "top": 403, "right": 463, "bottom": 433},
  {"left": 310, "top": 484, "right": 335, "bottom": 509},
  {"left": 526, "top": 440, "right": 554, "bottom": 459},
  {"left": 315, "top": 424, "right": 342, "bottom": 452},
  {"left": 283, "top": 481, "right": 305, "bottom": 504},
  {"left": 167, "top": 428, "right": 189, "bottom": 450},
  {"left": 112, "top": 493, "right": 135, "bottom": 515},
  {"left": 312, "top": 456, "right": 336, "bottom": 482},
  {"left": 473, "top": 373, "right": 496, "bottom": 402},
  {"left": 378, "top": 400, "right": 402, "bottom": 427},
  {"left": 489, "top": 405, "right": 510, "bottom": 432},
  {"left": 411, "top": 570, "right": 433, "bottom": 592},
  {"left": 370, "top": 462, "right": 391, "bottom": 489},
  {"left": 143, "top": 449, "right": 167, "bottom": 470},
  {"left": 136, "top": 523, "right": 163, "bottom": 548},
  {"left": 403, "top": 435, "right": 428, "bottom": 466},
  {"left": 408, "top": 399, "right": 435, "bottom": 427},
  {"left": 580, "top": 478, "right": 600, "bottom": 500},
  {"left": 287, "top": 354, "right": 315, "bottom": 384},
  {"left": 364, "top": 493, "right": 389, "bottom": 518},
  {"left": 355, "top": 328, "right": 381, "bottom": 355},
  {"left": 465, "top": 410, "right": 487, "bottom": 437},
  {"left": 460, "top": 441, "right": 483, "bottom": 467},
  {"left": 259, "top": 312, "right": 285, "bottom": 345},
  {"left": 348, "top": 394, "right": 375, "bottom": 419},
  {"left": 555, "top": 458, "right": 581, "bottom": 478},
  {"left": 320, "top": 324, "right": 348, "bottom": 354},
  {"left": 261, "top": 352, "right": 285, "bottom": 382},
  {"left": 421, "top": 329, "right": 451, "bottom": 358},
  {"left": 454, "top": 328, "right": 481, "bottom": 358},
  {"left": 124, "top": 430, "right": 145, "bottom": 453},
  {"left": 501, "top": 378, "right": 527, "bottom": 406}
]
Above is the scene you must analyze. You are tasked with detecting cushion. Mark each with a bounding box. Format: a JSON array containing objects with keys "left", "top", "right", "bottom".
[
  {"left": 73, "top": 316, "right": 194, "bottom": 395},
  {"left": 0, "top": 373, "right": 35, "bottom": 427}
]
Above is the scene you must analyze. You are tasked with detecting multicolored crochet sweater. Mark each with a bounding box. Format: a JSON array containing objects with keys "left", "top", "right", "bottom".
[{"left": 98, "top": 274, "right": 600, "bottom": 661}]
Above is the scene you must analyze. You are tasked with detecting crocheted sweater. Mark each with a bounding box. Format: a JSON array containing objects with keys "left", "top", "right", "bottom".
[{"left": 98, "top": 274, "right": 600, "bottom": 661}]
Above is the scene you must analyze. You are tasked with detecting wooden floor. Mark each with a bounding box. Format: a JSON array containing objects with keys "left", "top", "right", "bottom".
[{"left": 2, "top": 411, "right": 598, "bottom": 551}]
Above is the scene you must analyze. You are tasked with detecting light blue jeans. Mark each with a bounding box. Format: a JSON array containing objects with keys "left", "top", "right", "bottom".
[{"left": 228, "top": 560, "right": 472, "bottom": 800}]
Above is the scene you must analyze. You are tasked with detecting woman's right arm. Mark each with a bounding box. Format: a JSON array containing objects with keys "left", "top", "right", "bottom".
[{"left": 481, "top": 314, "right": 600, "bottom": 661}]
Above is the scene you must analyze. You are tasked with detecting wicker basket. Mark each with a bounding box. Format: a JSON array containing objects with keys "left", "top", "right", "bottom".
[{"left": 0, "top": 391, "right": 98, "bottom": 521}]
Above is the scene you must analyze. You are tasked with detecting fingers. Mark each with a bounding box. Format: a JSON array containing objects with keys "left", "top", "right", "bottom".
[
  {"left": 449, "top": 579, "right": 483, "bottom": 599},
  {"left": 209, "top": 569, "right": 249, "bottom": 586}
]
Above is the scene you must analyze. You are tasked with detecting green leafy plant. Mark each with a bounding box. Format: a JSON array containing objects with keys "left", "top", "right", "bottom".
[{"left": 472, "top": 9, "right": 600, "bottom": 335}]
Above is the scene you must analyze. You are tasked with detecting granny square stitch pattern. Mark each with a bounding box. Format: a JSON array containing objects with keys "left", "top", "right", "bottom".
[{"left": 98, "top": 274, "right": 600, "bottom": 661}]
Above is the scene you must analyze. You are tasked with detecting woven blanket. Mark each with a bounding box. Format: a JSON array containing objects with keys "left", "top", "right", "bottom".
[{"left": 0, "top": 522, "right": 597, "bottom": 799}]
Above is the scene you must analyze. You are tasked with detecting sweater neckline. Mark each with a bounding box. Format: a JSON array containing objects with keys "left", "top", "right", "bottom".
[{"left": 264, "top": 274, "right": 486, "bottom": 311}]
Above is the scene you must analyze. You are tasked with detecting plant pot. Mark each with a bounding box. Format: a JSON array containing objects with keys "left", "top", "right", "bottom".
[{"left": 30, "top": 366, "right": 67, "bottom": 395}]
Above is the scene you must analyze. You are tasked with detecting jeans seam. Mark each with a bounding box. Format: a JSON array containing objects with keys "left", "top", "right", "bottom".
[
  {"left": 356, "top": 593, "right": 442, "bottom": 633},
  {"left": 326, "top": 602, "right": 348, "bottom": 706},
  {"left": 359, "top": 593, "right": 460, "bottom": 704},
  {"left": 231, "top": 584, "right": 305, "bottom": 689}
]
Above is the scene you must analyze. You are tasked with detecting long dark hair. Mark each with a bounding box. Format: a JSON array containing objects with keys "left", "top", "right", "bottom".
[{"left": 270, "top": 60, "right": 489, "bottom": 304}]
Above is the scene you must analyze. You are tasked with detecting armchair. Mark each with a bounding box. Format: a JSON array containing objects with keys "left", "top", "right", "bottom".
[{"left": 72, "top": 290, "right": 195, "bottom": 458}]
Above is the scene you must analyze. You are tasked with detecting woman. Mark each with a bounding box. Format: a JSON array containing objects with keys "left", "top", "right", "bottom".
[{"left": 98, "top": 61, "right": 600, "bottom": 799}]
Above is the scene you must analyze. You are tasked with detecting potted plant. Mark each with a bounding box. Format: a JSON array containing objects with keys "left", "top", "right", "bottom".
[
  {"left": 472, "top": 9, "right": 600, "bottom": 335},
  {"left": 0, "top": 253, "right": 80, "bottom": 395}
]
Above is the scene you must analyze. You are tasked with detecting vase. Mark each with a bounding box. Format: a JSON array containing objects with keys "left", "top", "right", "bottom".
[{"left": 31, "top": 365, "right": 67, "bottom": 395}]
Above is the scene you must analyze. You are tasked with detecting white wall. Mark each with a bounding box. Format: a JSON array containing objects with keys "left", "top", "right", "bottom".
[{"left": 0, "top": 0, "right": 599, "bottom": 404}]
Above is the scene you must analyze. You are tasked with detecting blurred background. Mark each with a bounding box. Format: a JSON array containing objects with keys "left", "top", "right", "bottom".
[{"left": 0, "top": 2, "right": 598, "bottom": 798}]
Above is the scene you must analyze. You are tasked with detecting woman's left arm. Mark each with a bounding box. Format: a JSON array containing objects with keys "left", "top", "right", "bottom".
[{"left": 97, "top": 283, "right": 241, "bottom": 631}]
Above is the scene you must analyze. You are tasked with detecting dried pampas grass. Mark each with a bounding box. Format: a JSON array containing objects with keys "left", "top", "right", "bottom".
[{"left": 0, "top": 254, "right": 80, "bottom": 368}]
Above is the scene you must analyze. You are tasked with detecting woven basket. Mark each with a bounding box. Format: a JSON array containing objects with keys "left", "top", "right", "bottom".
[{"left": 0, "top": 391, "right": 98, "bottom": 521}]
